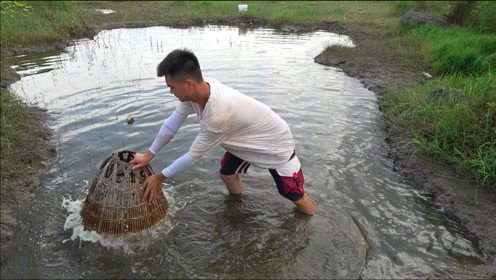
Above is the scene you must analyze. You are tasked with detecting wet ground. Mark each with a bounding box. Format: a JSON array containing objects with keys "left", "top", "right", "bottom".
[{"left": 1, "top": 14, "right": 495, "bottom": 277}]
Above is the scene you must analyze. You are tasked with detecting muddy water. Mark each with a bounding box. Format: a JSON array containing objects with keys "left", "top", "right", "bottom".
[{"left": 2, "top": 25, "right": 487, "bottom": 279}]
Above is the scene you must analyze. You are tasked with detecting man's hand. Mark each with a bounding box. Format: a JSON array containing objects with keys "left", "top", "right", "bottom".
[
  {"left": 130, "top": 151, "right": 154, "bottom": 170},
  {"left": 140, "top": 172, "right": 167, "bottom": 205}
]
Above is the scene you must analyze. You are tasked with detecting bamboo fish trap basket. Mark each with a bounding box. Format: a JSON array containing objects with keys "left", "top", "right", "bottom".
[{"left": 81, "top": 150, "right": 168, "bottom": 235}]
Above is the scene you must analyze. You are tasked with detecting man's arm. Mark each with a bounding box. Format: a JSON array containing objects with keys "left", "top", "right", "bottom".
[
  {"left": 139, "top": 153, "right": 199, "bottom": 204},
  {"left": 162, "top": 153, "right": 200, "bottom": 177},
  {"left": 139, "top": 110, "right": 231, "bottom": 203},
  {"left": 149, "top": 110, "right": 188, "bottom": 154},
  {"left": 130, "top": 110, "right": 187, "bottom": 169}
]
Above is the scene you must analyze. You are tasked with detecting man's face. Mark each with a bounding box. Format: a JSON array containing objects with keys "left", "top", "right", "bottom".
[{"left": 165, "top": 74, "right": 191, "bottom": 102}]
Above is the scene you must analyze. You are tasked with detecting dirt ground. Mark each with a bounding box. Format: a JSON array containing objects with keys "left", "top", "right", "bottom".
[{"left": 2, "top": 15, "right": 495, "bottom": 276}]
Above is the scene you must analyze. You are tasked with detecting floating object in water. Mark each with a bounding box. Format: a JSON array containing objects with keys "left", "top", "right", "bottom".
[
  {"left": 81, "top": 150, "right": 168, "bottom": 235},
  {"left": 127, "top": 114, "right": 135, "bottom": 124}
]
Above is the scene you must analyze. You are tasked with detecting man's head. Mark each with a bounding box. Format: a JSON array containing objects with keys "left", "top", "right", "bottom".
[
  {"left": 157, "top": 49, "right": 204, "bottom": 102},
  {"left": 157, "top": 48, "right": 203, "bottom": 83}
]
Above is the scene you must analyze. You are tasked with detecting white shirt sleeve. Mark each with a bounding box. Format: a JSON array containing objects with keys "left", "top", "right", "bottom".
[
  {"left": 162, "top": 153, "right": 200, "bottom": 177},
  {"left": 162, "top": 128, "right": 227, "bottom": 177},
  {"left": 149, "top": 110, "right": 188, "bottom": 155}
]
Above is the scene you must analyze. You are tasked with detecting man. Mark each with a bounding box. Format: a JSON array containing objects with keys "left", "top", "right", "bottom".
[{"left": 130, "top": 48, "right": 315, "bottom": 215}]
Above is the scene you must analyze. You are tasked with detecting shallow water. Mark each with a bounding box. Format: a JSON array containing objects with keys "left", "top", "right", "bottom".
[{"left": 2, "top": 25, "right": 487, "bottom": 279}]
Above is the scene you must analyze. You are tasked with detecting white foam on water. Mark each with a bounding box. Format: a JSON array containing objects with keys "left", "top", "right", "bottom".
[{"left": 62, "top": 184, "right": 183, "bottom": 254}]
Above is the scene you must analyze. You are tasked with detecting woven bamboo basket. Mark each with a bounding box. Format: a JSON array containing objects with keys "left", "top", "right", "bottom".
[{"left": 81, "top": 150, "right": 168, "bottom": 235}]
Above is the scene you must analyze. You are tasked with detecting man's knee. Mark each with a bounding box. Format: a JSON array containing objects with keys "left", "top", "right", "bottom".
[
  {"left": 219, "top": 172, "right": 235, "bottom": 182},
  {"left": 292, "top": 195, "right": 306, "bottom": 206},
  {"left": 219, "top": 172, "right": 244, "bottom": 194}
]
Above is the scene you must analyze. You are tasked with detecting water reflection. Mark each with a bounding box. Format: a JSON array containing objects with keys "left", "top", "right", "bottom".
[{"left": 2, "top": 25, "right": 487, "bottom": 279}]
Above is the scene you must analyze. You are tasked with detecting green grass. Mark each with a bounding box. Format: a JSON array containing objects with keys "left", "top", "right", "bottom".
[
  {"left": 380, "top": 19, "right": 496, "bottom": 189},
  {"left": 0, "top": 88, "right": 24, "bottom": 152},
  {"left": 388, "top": 1, "right": 417, "bottom": 16},
  {"left": 0, "top": 86, "right": 55, "bottom": 186},
  {"left": 0, "top": 1, "right": 94, "bottom": 47},
  {"left": 74, "top": 1, "right": 399, "bottom": 27},
  {"left": 471, "top": 1, "right": 496, "bottom": 33},
  {"left": 268, "top": 2, "right": 345, "bottom": 23},
  {"left": 379, "top": 2, "right": 496, "bottom": 189},
  {"left": 0, "top": 87, "right": 33, "bottom": 182},
  {"left": 381, "top": 71, "right": 496, "bottom": 189},
  {"left": 407, "top": 25, "right": 496, "bottom": 75}
]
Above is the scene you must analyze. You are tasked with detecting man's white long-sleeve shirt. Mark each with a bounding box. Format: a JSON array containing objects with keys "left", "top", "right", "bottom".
[{"left": 157, "top": 77, "right": 295, "bottom": 177}]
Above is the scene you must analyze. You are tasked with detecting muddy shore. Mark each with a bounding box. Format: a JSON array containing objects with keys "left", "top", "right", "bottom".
[{"left": 2, "top": 16, "right": 495, "bottom": 276}]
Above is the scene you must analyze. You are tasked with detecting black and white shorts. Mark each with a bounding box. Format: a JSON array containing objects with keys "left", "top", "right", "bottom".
[{"left": 219, "top": 151, "right": 305, "bottom": 201}]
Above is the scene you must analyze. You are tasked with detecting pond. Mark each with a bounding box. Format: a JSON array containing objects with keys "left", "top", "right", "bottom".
[{"left": 2, "top": 25, "right": 487, "bottom": 279}]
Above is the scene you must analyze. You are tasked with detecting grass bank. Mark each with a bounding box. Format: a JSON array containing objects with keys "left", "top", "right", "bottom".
[
  {"left": 1, "top": 1, "right": 94, "bottom": 48},
  {"left": 380, "top": 19, "right": 496, "bottom": 189}
]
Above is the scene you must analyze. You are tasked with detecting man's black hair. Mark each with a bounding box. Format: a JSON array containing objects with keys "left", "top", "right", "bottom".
[{"left": 157, "top": 48, "right": 203, "bottom": 82}]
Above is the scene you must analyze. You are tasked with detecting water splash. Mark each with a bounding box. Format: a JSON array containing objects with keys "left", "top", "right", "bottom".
[{"left": 61, "top": 185, "right": 180, "bottom": 254}]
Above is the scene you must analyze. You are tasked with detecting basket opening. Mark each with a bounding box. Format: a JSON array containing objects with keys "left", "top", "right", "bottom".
[
  {"left": 139, "top": 169, "right": 147, "bottom": 181},
  {"left": 116, "top": 172, "right": 124, "bottom": 183},
  {"left": 118, "top": 151, "right": 135, "bottom": 162},
  {"left": 105, "top": 164, "right": 114, "bottom": 178}
]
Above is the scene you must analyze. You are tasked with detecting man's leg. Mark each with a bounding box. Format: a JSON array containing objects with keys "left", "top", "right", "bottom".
[
  {"left": 269, "top": 154, "right": 316, "bottom": 215},
  {"left": 293, "top": 193, "right": 315, "bottom": 215},
  {"left": 219, "top": 152, "right": 250, "bottom": 195},
  {"left": 219, "top": 173, "right": 244, "bottom": 194}
]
